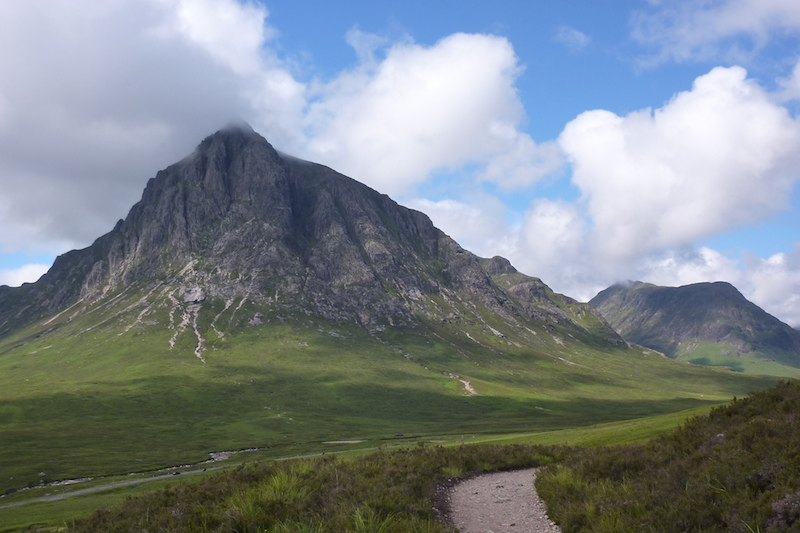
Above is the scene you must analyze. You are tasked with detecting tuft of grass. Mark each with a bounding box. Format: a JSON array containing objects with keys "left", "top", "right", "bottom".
[{"left": 351, "top": 506, "right": 400, "bottom": 533}]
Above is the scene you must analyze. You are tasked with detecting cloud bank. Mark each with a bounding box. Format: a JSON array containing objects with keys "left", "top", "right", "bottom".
[
  {"left": 0, "top": 264, "right": 50, "bottom": 288},
  {"left": 419, "top": 65, "right": 800, "bottom": 322},
  {"left": 562, "top": 66, "right": 800, "bottom": 261},
  {"left": 0, "top": 0, "right": 552, "bottom": 254}
]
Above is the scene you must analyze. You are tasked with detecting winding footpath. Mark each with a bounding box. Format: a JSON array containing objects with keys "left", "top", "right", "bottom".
[{"left": 448, "top": 468, "right": 561, "bottom": 533}]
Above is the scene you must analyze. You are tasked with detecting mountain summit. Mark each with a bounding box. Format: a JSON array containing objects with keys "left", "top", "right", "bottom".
[{"left": 0, "top": 125, "right": 617, "bottom": 344}]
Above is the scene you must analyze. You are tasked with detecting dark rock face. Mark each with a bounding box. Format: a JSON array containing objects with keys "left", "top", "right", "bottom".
[
  {"left": 590, "top": 281, "right": 800, "bottom": 366},
  {"left": 0, "top": 125, "right": 614, "bottom": 340}
]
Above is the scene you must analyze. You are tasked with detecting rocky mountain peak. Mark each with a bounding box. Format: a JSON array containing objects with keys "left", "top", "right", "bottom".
[
  {"left": 484, "top": 256, "right": 518, "bottom": 276},
  {"left": 0, "top": 126, "right": 619, "bottom": 345}
]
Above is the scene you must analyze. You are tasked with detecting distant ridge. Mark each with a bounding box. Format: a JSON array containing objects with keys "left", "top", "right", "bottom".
[{"left": 590, "top": 280, "right": 800, "bottom": 375}]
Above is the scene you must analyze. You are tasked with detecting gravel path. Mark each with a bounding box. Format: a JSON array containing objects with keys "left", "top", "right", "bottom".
[{"left": 448, "top": 468, "right": 561, "bottom": 533}]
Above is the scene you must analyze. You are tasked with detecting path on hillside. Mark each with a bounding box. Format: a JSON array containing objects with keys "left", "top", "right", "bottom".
[{"left": 447, "top": 468, "right": 561, "bottom": 533}]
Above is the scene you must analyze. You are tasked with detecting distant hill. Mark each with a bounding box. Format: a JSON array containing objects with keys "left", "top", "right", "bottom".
[{"left": 590, "top": 281, "right": 800, "bottom": 376}]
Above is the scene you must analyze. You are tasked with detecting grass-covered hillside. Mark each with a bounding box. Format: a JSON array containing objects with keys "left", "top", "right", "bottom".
[
  {"left": 61, "top": 444, "right": 564, "bottom": 533},
  {"left": 0, "top": 276, "right": 776, "bottom": 497},
  {"left": 537, "top": 379, "right": 800, "bottom": 532},
  {"left": 26, "top": 380, "right": 800, "bottom": 533}
]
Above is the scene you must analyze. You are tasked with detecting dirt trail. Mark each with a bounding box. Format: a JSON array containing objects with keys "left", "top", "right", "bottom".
[{"left": 447, "top": 468, "right": 561, "bottom": 533}]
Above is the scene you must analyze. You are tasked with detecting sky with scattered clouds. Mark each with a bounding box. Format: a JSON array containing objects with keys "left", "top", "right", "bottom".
[{"left": 2, "top": 0, "right": 800, "bottom": 325}]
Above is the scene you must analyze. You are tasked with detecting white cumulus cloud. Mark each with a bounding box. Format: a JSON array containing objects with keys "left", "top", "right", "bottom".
[
  {"left": 303, "top": 32, "right": 560, "bottom": 195},
  {"left": 742, "top": 248, "right": 800, "bottom": 326},
  {"left": 633, "top": 247, "right": 744, "bottom": 290},
  {"left": 0, "top": 0, "right": 299, "bottom": 254},
  {"left": 407, "top": 196, "right": 515, "bottom": 259},
  {"left": 164, "top": 0, "right": 273, "bottom": 75},
  {"left": 559, "top": 66, "right": 800, "bottom": 262}
]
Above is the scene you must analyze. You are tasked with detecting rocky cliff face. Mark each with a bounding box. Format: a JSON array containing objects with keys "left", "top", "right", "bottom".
[
  {"left": 0, "top": 125, "right": 616, "bottom": 342},
  {"left": 590, "top": 281, "right": 800, "bottom": 368}
]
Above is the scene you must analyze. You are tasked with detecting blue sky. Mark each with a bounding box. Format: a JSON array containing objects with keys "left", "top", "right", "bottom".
[{"left": 2, "top": 0, "right": 800, "bottom": 325}]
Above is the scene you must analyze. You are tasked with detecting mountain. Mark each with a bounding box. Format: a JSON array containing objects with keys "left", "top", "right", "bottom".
[
  {"left": 590, "top": 280, "right": 800, "bottom": 375},
  {"left": 0, "top": 124, "right": 616, "bottom": 343},
  {"left": 0, "top": 126, "right": 773, "bottom": 494}
]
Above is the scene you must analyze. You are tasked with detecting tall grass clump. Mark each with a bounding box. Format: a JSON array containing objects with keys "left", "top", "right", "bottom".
[
  {"left": 536, "top": 380, "right": 800, "bottom": 533},
  {"left": 63, "top": 443, "right": 566, "bottom": 532}
]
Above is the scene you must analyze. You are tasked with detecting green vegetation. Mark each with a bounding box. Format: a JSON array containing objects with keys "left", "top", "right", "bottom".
[
  {"left": 59, "top": 444, "right": 563, "bottom": 532},
  {"left": 11, "top": 380, "right": 800, "bottom": 532},
  {"left": 0, "top": 475, "right": 201, "bottom": 533},
  {"left": 0, "top": 405, "right": 706, "bottom": 531},
  {"left": 537, "top": 380, "right": 800, "bottom": 532},
  {"left": 0, "top": 280, "right": 775, "bottom": 497},
  {"left": 5, "top": 381, "right": 798, "bottom": 531},
  {"left": 678, "top": 341, "right": 800, "bottom": 377}
]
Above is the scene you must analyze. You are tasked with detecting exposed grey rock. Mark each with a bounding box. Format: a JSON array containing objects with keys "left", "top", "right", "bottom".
[
  {"left": 0, "top": 125, "right": 618, "bottom": 343},
  {"left": 484, "top": 256, "right": 517, "bottom": 276},
  {"left": 181, "top": 286, "right": 205, "bottom": 304}
]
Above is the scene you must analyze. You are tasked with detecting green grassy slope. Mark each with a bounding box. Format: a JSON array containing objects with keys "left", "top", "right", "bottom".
[
  {"left": 13, "top": 381, "right": 793, "bottom": 533},
  {"left": 0, "top": 407, "right": 716, "bottom": 532},
  {"left": 0, "top": 280, "right": 776, "bottom": 498},
  {"left": 61, "top": 444, "right": 563, "bottom": 533},
  {"left": 537, "top": 379, "right": 800, "bottom": 532}
]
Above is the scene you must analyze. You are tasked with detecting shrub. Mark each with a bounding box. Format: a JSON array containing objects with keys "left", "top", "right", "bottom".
[
  {"left": 537, "top": 380, "right": 800, "bottom": 533},
  {"left": 65, "top": 443, "right": 566, "bottom": 532}
]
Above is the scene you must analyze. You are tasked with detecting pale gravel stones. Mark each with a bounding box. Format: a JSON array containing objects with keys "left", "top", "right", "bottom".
[{"left": 449, "top": 468, "right": 561, "bottom": 533}]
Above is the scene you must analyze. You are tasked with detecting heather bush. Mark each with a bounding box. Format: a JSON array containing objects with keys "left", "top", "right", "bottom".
[
  {"left": 65, "top": 443, "right": 565, "bottom": 532},
  {"left": 537, "top": 380, "right": 800, "bottom": 533}
]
